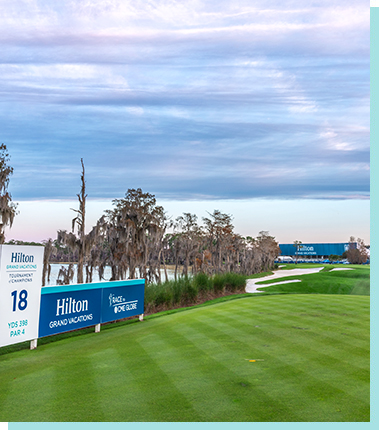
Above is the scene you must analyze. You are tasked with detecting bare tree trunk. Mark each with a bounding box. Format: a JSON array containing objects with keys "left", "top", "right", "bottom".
[
  {"left": 157, "top": 249, "right": 162, "bottom": 283},
  {"left": 85, "top": 265, "right": 93, "bottom": 283},
  {"left": 111, "top": 264, "right": 118, "bottom": 281},
  {"left": 78, "top": 161, "right": 86, "bottom": 284},
  {"left": 129, "top": 251, "right": 136, "bottom": 279},
  {"left": 42, "top": 239, "right": 53, "bottom": 287},
  {"left": 162, "top": 248, "right": 168, "bottom": 282},
  {"left": 174, "top": 250, "right": 179, "bottom": 281},
  {"left": 72, "top": 158, "right": 87, "bottom": 284},
  {"left": 183, "top": 249, "right": 189, "bottom": 277}
]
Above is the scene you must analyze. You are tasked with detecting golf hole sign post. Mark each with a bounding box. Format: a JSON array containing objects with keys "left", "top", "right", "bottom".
[{"left": 0, "top": 245, "right": 44, "bottom": 348}]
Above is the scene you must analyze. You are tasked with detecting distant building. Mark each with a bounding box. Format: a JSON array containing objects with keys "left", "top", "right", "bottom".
[{"left": 279, "top": 243, "right": 356, "bottom": 259}]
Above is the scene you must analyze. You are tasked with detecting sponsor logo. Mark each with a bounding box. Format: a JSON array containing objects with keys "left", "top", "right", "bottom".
[
  {"left": 49, "top": 314, "right": 93, "bottom": 329},
  {"left": 300, "top": 246, "right": 314, "bottom": 251},
  {"left": 108, "top": 293, "right": 138, "bottom": 314},
  {"left": 56, "top": 297, "right": 89, "bottom": 316},
  {"left": 11, "top": 252, "right": 34, "bottom": 263}
]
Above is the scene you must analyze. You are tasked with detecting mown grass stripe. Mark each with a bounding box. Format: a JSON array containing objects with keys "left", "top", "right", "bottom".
[
  {"left": 265, "top": 359, "right": 370, "bottom": 421},
  {"left": 211, "top": 295, "right": 369, "bottom": 349},
  {"left": 211, "top": 302, "right": 368, "bottom": 370},
  {"left": 189, "top": 310, "right": 367, "bottom": 422},
  {"left": 0, "top": 367, "right": 56, "bottom": 421},
  {"left": 41, "top": 354, "right": 105, "bottom": 421},
  {"left": 246, "top": 311, "right": 370, "bottom": 357},
  {"left": 0, "top": 293, "right": 369, "bottom": 422},
  {"left": 180, "top": 299, "right": 369, "bottom": 397},
  {"left": 168, "top": 318, "right": 367, "bottom": 422},
  {"left": 88, "top": 347, "right": 160, "bottom": 422},
  {"left": 191, "top": 315, "right": 369, "bottom": 388},
  {"left": 139, "top": 324, "right": 304, "bottom": 421},
  {"left": 137, "top": 329, "right": 238, "bottom": 421},
  {"left": 99, "top": 335, "right": 201, "bottom": 422}
]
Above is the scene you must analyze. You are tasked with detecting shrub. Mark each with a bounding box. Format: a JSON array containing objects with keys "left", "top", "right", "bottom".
[
  {"left": 193, "top": 272, "right": 212, "bottom": 292},
  {"left": 145, "top": 272, "right": 247, "bottom": 313},
  {"left": 212, "top": 274, "right": 225, "bottom": 292},
  {"left": 222, "top": 272, "right": 246, "bottom": 292},
  {"left": 181, "top": 276, "right": 198, "bottom": 304},
  {"left": 145, "top": 283, "right": 171, "bottom": 308},
  {"left": 171, "top": 280, "right": 182, "bottom": 305},
  {"left": 154, "top": 288, "right": 171, "bottom": 307}
]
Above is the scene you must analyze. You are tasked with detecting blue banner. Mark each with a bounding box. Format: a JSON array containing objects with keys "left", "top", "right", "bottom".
[
  {"left": 101, "top": 280, "right": 145, "bottom": 323},
  {"left": 279, "top": 243, "right": 352, "bottom": 257},
  {"left": 38, "top": 286, "right": 102, "bottom": 337},
  {"left": 38, "top": 279, "right": 145, "bottom": 338}
]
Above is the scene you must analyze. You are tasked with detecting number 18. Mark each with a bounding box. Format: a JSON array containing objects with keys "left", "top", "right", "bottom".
[{"left": 11, "top": 290, "right": 28, "bottom": 311}]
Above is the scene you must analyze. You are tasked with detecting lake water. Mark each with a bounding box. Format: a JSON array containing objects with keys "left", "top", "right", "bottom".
[{"left": 45, "top": 263, "right": 182, "bottom": 286}]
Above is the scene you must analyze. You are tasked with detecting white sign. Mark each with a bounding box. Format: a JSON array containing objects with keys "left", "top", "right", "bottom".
[{"left": 0, "top": 245, "right": 44, "bottom": 348}]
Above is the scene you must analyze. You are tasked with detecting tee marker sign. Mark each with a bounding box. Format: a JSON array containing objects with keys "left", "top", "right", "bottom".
[{"left": 0, "top": 245, "right": 44, "bottom": 348}]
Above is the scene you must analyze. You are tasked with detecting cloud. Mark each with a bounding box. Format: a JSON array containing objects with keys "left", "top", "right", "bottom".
[{"left": 0, "top": 0, "right": 369, "bottom": 203}]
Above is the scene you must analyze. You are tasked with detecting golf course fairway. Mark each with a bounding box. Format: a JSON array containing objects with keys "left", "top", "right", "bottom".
[{"left": 0, "top": 293, "right": 369, "bottom": 422}]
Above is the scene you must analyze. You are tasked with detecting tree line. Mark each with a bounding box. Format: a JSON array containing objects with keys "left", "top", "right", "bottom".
[
  {"left": 0, "top": 149, "right": 280, "bottom": 286},
  {"left": 47, "top": 186, "right": 280, "bottom": 286},
  {"left": 34, "top": 160, "right": 279, "bottom": 286},
  {"left": 2, "top": 152, "right": 367, "bottom": 289}
]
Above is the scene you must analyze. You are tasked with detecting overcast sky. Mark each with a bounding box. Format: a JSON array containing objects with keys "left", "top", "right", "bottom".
[{"left": 0, "top": 0, "right": 370, "bottom": 244}]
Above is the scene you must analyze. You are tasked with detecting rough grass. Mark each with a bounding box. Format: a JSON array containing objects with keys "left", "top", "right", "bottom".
[{"left": 0, "top": 293, "right": 369, "bottom": 422}]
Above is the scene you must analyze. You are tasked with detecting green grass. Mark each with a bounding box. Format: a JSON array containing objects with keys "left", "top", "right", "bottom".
[
  {"left": 254, "top": 264, "right": 370, "bottom": 296},
  {"left": 0, "top": 293, "right": 369, "bottom": 422}
]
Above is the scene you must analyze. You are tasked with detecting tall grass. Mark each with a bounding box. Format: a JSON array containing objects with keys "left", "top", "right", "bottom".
[{"left": 144, "top": 272, "right": 246, "bottom": 313}]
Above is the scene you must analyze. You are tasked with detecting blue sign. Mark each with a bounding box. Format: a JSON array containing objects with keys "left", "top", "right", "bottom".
[
  {"left": 38, "top": 284, "right": 102, "bottom": 337},
  {"left": 38, "top": 279, "right": 145, "bottom": 338},
  {"left": 101, "top": 280, "right": 145, "bottom": 324},
  {"left": 279, "top": 243, "right": 353, "bottom": 257}
]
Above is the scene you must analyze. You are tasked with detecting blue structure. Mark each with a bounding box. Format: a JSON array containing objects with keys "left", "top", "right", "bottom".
[
  {"left": 279, "top": 243, "right": 355, "bottom": 258},
  {"left": 38, "top": 279, "right": 145, "bottom": 338}
]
